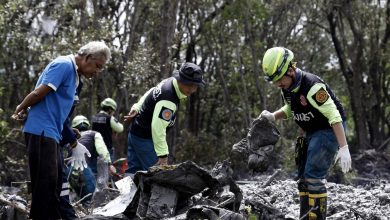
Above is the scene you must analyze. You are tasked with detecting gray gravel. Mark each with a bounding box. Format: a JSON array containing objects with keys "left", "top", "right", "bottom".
[{"left": 239, "top": 176, "right": 390, "bottom": 219}]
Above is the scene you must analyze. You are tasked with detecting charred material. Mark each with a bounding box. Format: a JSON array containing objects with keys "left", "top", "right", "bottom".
[
  {"left": 231, "top": 117, "right": 280, "bottom": 178},
  {"left": 186, "top": 205, "right": 245, "bottom": 220},
  {"left": 245, "top": 199, "right": 290, "bottom": 220},
  {"left": 124, "top": 161, "right": 244, "bottom": 219}
]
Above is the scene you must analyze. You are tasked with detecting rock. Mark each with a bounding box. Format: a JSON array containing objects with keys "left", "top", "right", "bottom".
[{"left": 378, "top": 193, "right": 390, "bottom": 206}]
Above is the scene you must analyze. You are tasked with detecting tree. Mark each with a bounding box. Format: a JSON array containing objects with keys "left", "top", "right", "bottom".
[{"left": 324, "top": 0, "right": 390, "bottom": 150}]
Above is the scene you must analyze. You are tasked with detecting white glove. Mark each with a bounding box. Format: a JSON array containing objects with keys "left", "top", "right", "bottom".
[
  {"left": 335, "top": 145, "right": 352, "bottom": 173},
  {"left": 260, "top": 110, "right": 275, "bottom": 122},
  {"left": 71, "top": 142, "right": 91, "bottom": 171}
]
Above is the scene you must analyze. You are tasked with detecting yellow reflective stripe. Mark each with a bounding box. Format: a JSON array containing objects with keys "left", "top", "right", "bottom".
[
  {"left": 309, "top": 193, "right": 327, "bottom": 198},
  {"left": 272, "top": 52, "right": 283, "bottom": 75},
  {"left": 299, "top": 192, "right": 309, "bottom": 196},
  {"left": 309, "top": 212, "right": 317, "bottom": 219},
  {"left": 309, "top": 197, "right": 315, "bottom": 206}
]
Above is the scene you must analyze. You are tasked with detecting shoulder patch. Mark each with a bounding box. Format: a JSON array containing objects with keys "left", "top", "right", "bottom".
[
  {"left": 159, "top": 107, "right": 174, "bottom": 122},
  {"left": 312, "top": 87, "right": 329, "bottom": 106}
]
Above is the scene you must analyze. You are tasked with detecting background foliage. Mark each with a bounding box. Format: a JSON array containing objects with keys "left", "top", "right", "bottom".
[{"left": 0, "top": 0, "right": 389, "bottom": 183}]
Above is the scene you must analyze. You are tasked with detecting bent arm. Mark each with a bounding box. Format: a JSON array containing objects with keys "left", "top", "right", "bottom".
[
  {"left": 273, "top": 108, "right": 287, "bottom": 120},
  {"left": 14, "top": 84, "right": 53, "bottom": 115},
  {"left": 151, "top": 100, "right": 177, "bottom": 157},
  {"left": 110, "top": 116, "right": 124, "bottom": 133},
  {"left": 95, "top": 132, "right": 111, "bottom": 163}
]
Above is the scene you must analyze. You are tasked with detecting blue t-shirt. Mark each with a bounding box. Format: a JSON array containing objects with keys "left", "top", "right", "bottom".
[{"left": 23, "top": 55, "right": 78, "bottom": 143}]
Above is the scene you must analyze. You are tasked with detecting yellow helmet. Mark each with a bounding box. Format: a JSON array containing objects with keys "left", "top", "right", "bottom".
[
  {"left": 262, "top": 47, "right": 294, "bottom": 82},
  {"left": 101, "top": 98, "right": 117, "bottom": 110},
  {"left": 72, "top": 115, "right": 90, "bottom": 128}
]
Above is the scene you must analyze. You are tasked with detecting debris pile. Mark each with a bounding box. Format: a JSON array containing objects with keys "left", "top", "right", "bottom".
[
  {"left": 1, "top": 117, "right": 390, "bottom": 219},
  {"left": 230, "top": 117, "right": 280, "bottom": 178},
  {"left": 352, "top": 149, "right": 390, "bottom": 182},
  {"left": 1, "top": 161, "right": 390, "bottom": 219},
  {"left": 123, "top": 160, "right": 245, "bottom": 219},
  {"left": 0, "top": 186, "right": 29, "bottom": 220},
  {"left": 239, "top": 174, "right": 390, "bottom": 219}
]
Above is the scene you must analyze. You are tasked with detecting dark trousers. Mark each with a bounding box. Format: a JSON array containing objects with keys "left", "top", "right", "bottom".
[
  {"left": 59, "top": 147, "right": 77, "bottom": 220},
  {"left": 25, "top": 133, "right": 62, "bottom": 220}
]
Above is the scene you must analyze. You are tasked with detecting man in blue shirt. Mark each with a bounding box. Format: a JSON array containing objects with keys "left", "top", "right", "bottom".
[{"left": 12, "top": 41, "right": 111, "bottom": 220}]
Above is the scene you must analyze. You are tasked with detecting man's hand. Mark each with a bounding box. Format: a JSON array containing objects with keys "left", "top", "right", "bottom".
[
  {"left": 72, "top": 128, "right": 81, "bottom": 139},
  {"left": 124, "top": 108, "right": 138, "bottom": 124},
  {"left": 11, "top": 105, "right": 28, "bottom": 121},
  {"left": 335, "top": 145, "right": 352, "bottom": 173},
  {"left": 156, "top": 156, "right": 168, "bottom": 166},
  {"left": 108, "top": 164, "right": 117, "bottom": 176},
  {"left": 71, "top": 142, "right": 91, "bottom": 171},
  {"left": 260, "top": 110, "right": 275, "bottom": 122}
]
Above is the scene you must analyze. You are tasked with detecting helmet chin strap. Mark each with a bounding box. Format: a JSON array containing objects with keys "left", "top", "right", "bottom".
[{"left": 286, "top": 68, "right": 302, "bottom": 92}]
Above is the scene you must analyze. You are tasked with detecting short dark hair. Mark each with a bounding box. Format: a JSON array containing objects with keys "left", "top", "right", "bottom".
[
  {"left": 76, "top": 123, "right": 89, "bottom": 132},
  {"left": 102, "top": 105, "right": 114, "bottom": 112}
]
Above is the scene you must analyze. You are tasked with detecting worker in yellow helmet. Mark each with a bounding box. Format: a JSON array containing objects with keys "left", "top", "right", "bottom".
[
  {"left": 261, "top": 47, "right": 351, "bottom": 219},
  {"left": 92, "top": 98, "right": 124, "bottom": 161},
  {"left": 67, "top": 115, "right": 116, "bottom": 207}
]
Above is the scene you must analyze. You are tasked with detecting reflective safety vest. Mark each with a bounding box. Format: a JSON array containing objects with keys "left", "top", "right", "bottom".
[
  {"left": 91, "top": 112, "right": 112, "bottom": 149},
  {"left": 282, "top": 71, "right": 346, "bottom": 132},
  {"left": 130, "top": 77, "right": 179, "bottom": 139}
]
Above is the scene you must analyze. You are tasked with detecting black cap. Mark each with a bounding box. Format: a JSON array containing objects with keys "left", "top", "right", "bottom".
[{"left": 174, "top": 62, "right": 206, "bottom": 86}]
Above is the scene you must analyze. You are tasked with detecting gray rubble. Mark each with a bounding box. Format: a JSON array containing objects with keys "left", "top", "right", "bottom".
[
  {"left": 239, "top": 174, "right": 390, "bottom": 220},
  {"left": 1, "top": 117, "right": 389, "bottom": 219}
]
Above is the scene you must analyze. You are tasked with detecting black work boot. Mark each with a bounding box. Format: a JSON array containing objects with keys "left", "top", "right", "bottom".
[
  {"left": 299, "top": 192, "right": 310, "bottom": 219},
  {"left": 298, "top": 180, "right": 310, "bottom": 219}
]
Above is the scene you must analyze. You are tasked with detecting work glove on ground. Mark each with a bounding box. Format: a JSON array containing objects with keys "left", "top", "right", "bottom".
[
  {"left": 71, "top": 141, "right": 91, "bottom": 171},
  {"left": 335, "top": 145, "right": 352, "bottom": 173},
  {"left": 260, "top": 110, "right": 275, "bottom": 122}
]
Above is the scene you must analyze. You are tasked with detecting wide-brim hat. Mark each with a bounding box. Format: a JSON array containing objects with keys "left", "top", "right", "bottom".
[{"left": 173, "top": 62, "right": 206, "bottom": 86}]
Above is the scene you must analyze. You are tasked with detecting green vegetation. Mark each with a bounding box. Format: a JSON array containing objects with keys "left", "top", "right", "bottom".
[{"left": 0, "top": 0, "right": 389, "bottom": 185}]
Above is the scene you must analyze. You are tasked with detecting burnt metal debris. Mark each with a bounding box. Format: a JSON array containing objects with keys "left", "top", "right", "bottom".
[
  {"left": 2, "top": 116, "right": 390, "bottom": 219},
  {"left": 231, "top": 117, "right": 280, "bottom": 178},
  {"left": 124, "top": 160, "right": 244, "bottom": 219}
]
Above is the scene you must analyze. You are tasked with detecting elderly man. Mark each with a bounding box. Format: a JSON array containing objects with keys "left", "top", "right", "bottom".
[{"left": 12, "top": 41, "right": 111, "bottom": 219}]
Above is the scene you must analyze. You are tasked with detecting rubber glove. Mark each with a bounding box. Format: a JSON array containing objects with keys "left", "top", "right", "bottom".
[
  {"left": 71, "top": 142, "right": 91, "bottom": 171},
  {"left": 260, "top": 110, "right": 275, "bottom": 122},
  {"left": 335, "top": 145, "right": 352, "bottom": 173}
]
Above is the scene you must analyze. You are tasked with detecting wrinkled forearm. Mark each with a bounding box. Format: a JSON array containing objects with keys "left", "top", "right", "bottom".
[{"left": 15, "top": 85, "right": 52, "bottom": 114}]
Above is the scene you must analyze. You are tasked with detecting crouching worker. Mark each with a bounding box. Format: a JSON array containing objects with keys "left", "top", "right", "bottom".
[{"left": 66, "top": 115, "right": 116, "bottom": 206}]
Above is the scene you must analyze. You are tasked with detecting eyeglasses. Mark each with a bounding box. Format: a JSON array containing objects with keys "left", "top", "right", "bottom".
[
  {"left": 95, "top": 62, "right": 104, "bottom": 72},
  {"left": 265, "top": 49, "right": 289, "bottom": 82},
  {"left": 87, "top": 55, "right": 105, "bottom": 72}
]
